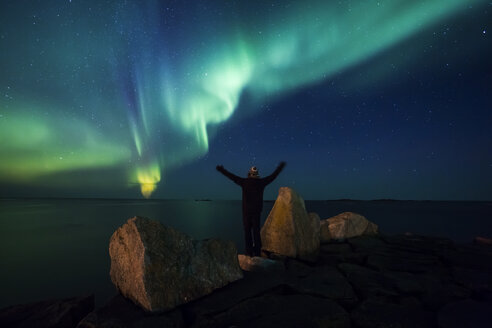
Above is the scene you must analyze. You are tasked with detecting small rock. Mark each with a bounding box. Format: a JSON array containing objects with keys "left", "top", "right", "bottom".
[
  {"left": 0, "top": 295, "right": 94, "bottom": 328},
  {"left": 237, "top": 255, "right": 284, "bottom": 273},
  {"left": 438, "top": 299, "right": 492, "bottom": 328},
  {"left": 320, "top": 212, "right": 378, "bottom": 242},
  {"left": 109, "top": 216, "right": 243, "bottom": 312},
  {"left": 260, "top": 187, "right": 320, "bottom": 262}
]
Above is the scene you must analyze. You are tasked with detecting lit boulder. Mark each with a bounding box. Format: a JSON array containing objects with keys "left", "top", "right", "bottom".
[
  {"left": 260, "top": 187, "right": 320, "bottom": 262},
  {"left": 109, "top": 216, "right": 243, "bottom": 312},
  {"left": 320, "top": 212, "right": 378, "bottom": 242}
]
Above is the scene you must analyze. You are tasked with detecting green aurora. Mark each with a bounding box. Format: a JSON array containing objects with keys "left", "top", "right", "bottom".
[{"left": 0, "top": 0, "right": 485, "bottom": 197}]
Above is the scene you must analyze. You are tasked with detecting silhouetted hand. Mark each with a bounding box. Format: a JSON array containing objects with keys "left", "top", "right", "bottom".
[
  {"left": 278, "top": 161, "right": 286, "bottom": 169},
  {"left": 216, "top": 165, "right": 224, "bottom": 171}
]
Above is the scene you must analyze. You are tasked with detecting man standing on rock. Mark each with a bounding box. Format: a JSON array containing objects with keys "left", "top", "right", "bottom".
[{"left": 216, "top": 162, "right": 286, "bottom": 257}]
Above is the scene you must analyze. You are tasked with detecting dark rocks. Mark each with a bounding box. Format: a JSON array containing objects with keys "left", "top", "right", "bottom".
[
  {"left": 351, "top": 298, "right": 435, "bottom": 328},
  {"left": 438, "top": 244, "right": 492, "bottom": 272},
  {"left": 109, "top": 216, "right": 243, "bottom": 312},
  {"left": 382, "top": 234, "right": 455, "bottom": 254},
  {"left": 452, "top": 266, "right": 492, "bottom": 292},
  {"left": 320, "top": 243, "right": 353, "bottom": 254},
  {"left": 318, "top": 240, "right": 366, "bottom": 266},
  {"left": 320, "top": 212, "right": 378, "bottom": 242},
  {"left": 193, "top": 293, "right": 351, "bottom": 328},
  {"left": 347, "top": 235, "right": 388, "bottom": 254},
  {"left": 182, "top": 271, "right": 286, "bottom": 323},
  {"left": 0, "top": 294, "right": 94, "bottom": 328},
  {"left": 260, "top": 187, "right": 320, "bottom": 262},
  {"left": 366, "top": 252, "right": 440, "bottom": 273},
  {"left": 237, "top": 255, "right": 285, "bottom": 273},
  {"left": 338, "top": 263, "right": 399, "bottom": 298},
  {"left": 438, "top": 299, "right": 492, "bottom": 328},
  {"left": 383, "top": 271, "right": 425, "bottom": 294},
  {"left": 474, "top": 236, "right": 492, "bottom": 246},
  {"left": 347, "top": 235, "right": 443, "bottom": 273},
  {"left": 291, "top": 265, "right": 358, "bottom": 307},
  {"left": 417, "top": 273, "right": 471, "bottom": 311},
  {"left": 284, "top": 258, "right": 314, "bottom": 277},
  {"left": 77, "top": 294, "right": 183, "bottom": 328}
]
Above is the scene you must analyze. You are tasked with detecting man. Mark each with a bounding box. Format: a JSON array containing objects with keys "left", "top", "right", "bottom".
[{"left": 216, "top": 162, "right": 286, "bottom": 256}]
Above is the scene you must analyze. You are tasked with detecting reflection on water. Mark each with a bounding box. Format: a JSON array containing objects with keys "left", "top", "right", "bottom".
[{"left": 0, "top": 198, "right": 491, "bottom": 308}]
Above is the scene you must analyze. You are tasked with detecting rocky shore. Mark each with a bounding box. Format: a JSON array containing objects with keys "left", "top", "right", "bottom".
[
  {"left": 1, "top": 188, "right": 491, "bottom": 327},
  {"left": 3, "top": 232, "right": 490, "bottom": 328},
  {"left": 76, "top": 232, "right": 491, "bottom": 328}
]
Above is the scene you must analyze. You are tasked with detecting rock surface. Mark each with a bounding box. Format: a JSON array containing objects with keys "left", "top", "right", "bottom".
[
  {"left": 438, "top": 299, "right": 492, "bottom": 328},
  {"left": 193, "top": 293, "right": 351, "bottom": 328},
  {"left": 77, "top": 294, "right": 183, "bottom": 328},
  {"left": 320, "top": 212, "right": 378, "bottom": 242},
  {"left": 238, "top": 254, "right": 284, "bottom": 273},
  {"left": 260, "top": 187, "right": 320, "bottom": 261},
  {"left": 109, "top": 216, "right": 243, "bottom": 312},
  {"left": 290, "top": 265, "right": 358, "bottom": 307},
  {"left": 0, "top": 294, "right": 94, "bottom": 328},
  {"left": 351, "top": 298, "right": 435, "bottom": 328}
]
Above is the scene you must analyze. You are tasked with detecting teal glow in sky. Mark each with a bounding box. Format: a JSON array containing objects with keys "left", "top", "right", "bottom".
[{"left": 0, "top": 0, "right": 490, "bottom": 199}]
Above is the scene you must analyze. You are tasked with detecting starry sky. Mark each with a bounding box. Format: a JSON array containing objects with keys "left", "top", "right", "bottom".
[{"left": 0, "top": 0, "right": 490, "bottom": 200}]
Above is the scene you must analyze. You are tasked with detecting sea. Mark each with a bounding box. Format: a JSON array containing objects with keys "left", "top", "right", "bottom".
[{"left": 0, "top": 198, "right": 491, "bottom": 308}]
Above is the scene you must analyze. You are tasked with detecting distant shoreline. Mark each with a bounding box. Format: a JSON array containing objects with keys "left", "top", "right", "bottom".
[{"left": 0, "top": 197, "right": 490, "bottom": 203}]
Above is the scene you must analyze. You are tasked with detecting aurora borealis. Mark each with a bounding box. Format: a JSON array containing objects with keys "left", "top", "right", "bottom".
[{"left": 0, "top": 0, "right": 491, "bottom": 200}]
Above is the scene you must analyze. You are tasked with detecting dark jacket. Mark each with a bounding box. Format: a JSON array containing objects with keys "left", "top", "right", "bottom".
[{"left": 217, "top": 164, "right": 285, "bottom": 214}]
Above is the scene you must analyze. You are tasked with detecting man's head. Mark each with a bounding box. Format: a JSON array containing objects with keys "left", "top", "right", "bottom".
[{"left": 248, "top": 166, "right": 260, "bottom": 178}]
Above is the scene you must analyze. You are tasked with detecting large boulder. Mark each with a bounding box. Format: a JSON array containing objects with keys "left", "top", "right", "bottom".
[
  {"left": 320, "top": 212, "right": 378, "bottom": 242},
  {"left": 109, "top": 216, "right": 243, "bottom": 312},
  {"left": 260, "top": 187, "right": 320, "bottom": 262}
]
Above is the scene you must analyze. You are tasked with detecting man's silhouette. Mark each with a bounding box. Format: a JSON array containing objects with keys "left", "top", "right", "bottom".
[{"left": 216, "top": 162, "right": 286, "bottom": 256}]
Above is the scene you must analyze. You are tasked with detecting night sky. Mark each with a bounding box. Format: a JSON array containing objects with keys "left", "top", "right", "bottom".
[{"left": 0, "top": 0, "right": 490, "bottom": 201}]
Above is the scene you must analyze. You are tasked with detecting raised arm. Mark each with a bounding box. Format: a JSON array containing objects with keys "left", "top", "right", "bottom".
[
  {"left": 216, "top": 165, "right": 244, "bottom": 186},
  {"left": 262, "top": 161, "right": 286, "bottom": 185}
]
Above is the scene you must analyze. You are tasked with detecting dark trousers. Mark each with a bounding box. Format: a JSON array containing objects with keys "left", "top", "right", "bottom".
[{"left": 243, "top": 211, "right": 261, "bottom": 256}]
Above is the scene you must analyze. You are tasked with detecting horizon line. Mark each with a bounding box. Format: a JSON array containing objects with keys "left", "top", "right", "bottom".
[{"left": 0, "top": 196, "right": 490, "bottom": 202}]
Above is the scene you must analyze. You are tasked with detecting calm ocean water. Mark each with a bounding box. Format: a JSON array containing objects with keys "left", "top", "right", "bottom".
[{"left": 0, "top": 198, "right": 491, "bottom": 308}]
